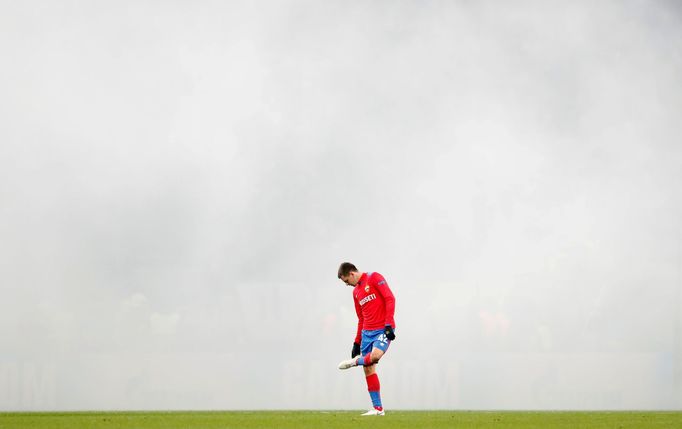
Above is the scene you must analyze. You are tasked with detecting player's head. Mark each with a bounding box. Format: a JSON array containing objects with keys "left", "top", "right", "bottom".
[{"left": 338, "top": 262, "right": 361, "bottom": 286}]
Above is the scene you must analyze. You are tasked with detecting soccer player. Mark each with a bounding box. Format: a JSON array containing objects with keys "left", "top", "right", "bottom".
[{"left": 336, "top": 262, "right": 396, "bottom": 416}]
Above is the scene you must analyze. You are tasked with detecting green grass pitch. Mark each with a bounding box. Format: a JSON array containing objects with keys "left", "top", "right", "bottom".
[{"left": 1, "top": 410, "right": 681, "bottom": 429}]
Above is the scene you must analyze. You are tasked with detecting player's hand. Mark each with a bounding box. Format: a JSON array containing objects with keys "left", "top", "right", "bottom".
[
  {"left": 384, "top": 325, "right": 396, "bottom": 341},
  {"left": 351, "top": 342, "right": 361, "bottom": 358}
]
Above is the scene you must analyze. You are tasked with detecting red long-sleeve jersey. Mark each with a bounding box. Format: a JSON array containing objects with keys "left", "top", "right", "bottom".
[{"left": 353, "top": 272, "right": 396, "bottom": 344}]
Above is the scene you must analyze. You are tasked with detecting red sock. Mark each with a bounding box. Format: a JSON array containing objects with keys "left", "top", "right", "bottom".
[
  {"left": 362, "top": 352, "right": 373, "bottom": 366},
  {"left": 366, "top": 373, "right": 380, "bottom": 390}
]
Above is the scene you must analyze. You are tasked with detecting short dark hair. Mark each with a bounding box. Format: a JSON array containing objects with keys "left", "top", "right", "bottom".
[{"left": 338, "top": 262, "right": 358, "bottom": 278}]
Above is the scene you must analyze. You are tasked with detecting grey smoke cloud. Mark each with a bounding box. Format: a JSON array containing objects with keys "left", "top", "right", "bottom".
[{"left": 1, "top": 0, "right": 681, "bottom": 410}]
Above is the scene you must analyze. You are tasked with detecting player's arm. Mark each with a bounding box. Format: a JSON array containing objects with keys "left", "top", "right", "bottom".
[
  {"left": 372, "top": 273, "right": 396, "bottom": 340},
  {"left": 352, "top": 295, "right": 363, "bottom": 356}
]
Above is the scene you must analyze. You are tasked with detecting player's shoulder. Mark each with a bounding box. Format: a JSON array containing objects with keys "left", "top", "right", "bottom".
[{"left": 367, "top": 271, "right": 387, "bottom": 285}]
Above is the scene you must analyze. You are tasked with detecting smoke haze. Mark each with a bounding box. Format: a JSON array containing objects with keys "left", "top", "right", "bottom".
[{"left": 1, "top": 0, "right": 681, "bottom": 410}]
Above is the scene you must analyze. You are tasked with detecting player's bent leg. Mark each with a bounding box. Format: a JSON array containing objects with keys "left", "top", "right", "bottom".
[
  {"left": 358, "top": 347, "right": 385, "bottom": 367},
  {"left": 357, "top": 347, "right": 385, "bottom": 367},
  {"left": 339, "top": 343, "right": 385, "bottom": 370}
]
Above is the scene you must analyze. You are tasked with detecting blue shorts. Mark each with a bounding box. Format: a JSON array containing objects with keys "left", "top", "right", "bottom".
[{"left": 361, "top": 329, "right": 391, "bottom": 356}]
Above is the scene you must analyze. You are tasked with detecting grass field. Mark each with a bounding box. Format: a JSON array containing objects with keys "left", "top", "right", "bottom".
[{"left": 1, "top": 411, "right": 682, "bottom": 429}]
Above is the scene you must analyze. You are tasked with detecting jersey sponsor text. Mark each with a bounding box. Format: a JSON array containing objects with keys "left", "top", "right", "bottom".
[{"left": 359, "top": 293, "right": 377, "bottom": 306}]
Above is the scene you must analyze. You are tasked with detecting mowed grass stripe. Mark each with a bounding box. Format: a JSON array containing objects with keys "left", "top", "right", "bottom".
[{"left": 1, "top": 411, "right": 681, "bottom": 429}]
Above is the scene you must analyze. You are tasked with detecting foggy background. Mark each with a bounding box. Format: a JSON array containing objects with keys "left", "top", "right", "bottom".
[{"left": 1, "top": 0, "right": 681, "bottom": 411}]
